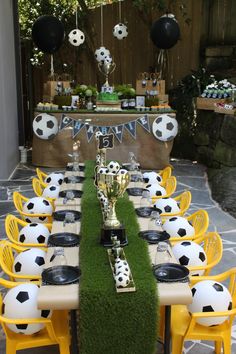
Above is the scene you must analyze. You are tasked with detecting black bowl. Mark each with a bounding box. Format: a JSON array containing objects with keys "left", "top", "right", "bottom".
[
  {"left": 53, "top": 210, "right": 81, "bottom": 222},
  {"left": 153, "top": 263, "right": 189, "bottom": 283},
  {"left": 135, "top": 207, "right": 155, "bottom": 218},
  {"left": 48, "top": 233, "right": 80, "bottom": 247},
  {"left": 42, "top": 265, "right": 81, "bottom": 285},
  {"left": 66, "top": 164, "right": 85, "bottom": 171},
  {"left": 59, "top": 190, "right": 83, "bottom": 198},
  {"left": 64, "top": 176, "right": 85, "bottom": 184},
  {"left": 139, "top": 230, "right": 170, "bottom": 244},
  {"left": 126, "top": 188, "right": 145, "bottom": 196}
]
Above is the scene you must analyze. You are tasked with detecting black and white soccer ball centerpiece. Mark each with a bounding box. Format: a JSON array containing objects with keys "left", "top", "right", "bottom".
[
  {"left": 172, "top": 241, "right": 207, "bottom": 276},
  {"left": 97, "top": 161, "right": 128, "bottom": 177},
  {"left": 143, "top": 171, "right": 162, "bottom": 184},
  {"left": 114, "top": 258, "right": 131, "bottom": 288},
  {"left": 152, "top": 114, "right": 178, "bottom": 142},
  {"left": 45, "top": 172, "right": 64, "bottom": 186},
  {"left": 154, "top": 197, "right": 180, "bottom": 215},
  {"left": 33, "top": 113, "right": 58, "bottom": 140},
  {"left": 162, "top": 216, "right": 195, "bottom": 238},
  {"left": 188, "top": 280, "right": 232, "bottom": 327},
  {"left": 146, "top": 183, "right": 167, "bottom": 198},
  {"left": 23, "top": 197, "right": 53, "bottom": 223},
  {"left": 113, "top": 23, "right": 128, "bottom": 40},
  {"left": 2, "top": 283, "right": 52, "bottom": 335},
  {"left": 68, "top": 28, "right": 85, "bottom": 47},
  {"left": 42, "top": 184, "right": 60, "bottom": 199},
  {"left": 95, "top": 46, "right": 110, "bottom": 62},
  {"left": 13, "top": 248, "right": 46, "bottom": 279},
  {"left": 19, "top": 223, "right": 50, "bottom": 244}
]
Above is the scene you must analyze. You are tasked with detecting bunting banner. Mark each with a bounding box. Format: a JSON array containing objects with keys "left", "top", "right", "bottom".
[{"left": 59, "top": 114, "right": 151, "bottom": 143}]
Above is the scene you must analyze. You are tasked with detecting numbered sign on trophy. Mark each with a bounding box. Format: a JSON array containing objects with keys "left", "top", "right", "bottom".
[{"left": 98, "top": 134, "right": 114, "bottom": 149}]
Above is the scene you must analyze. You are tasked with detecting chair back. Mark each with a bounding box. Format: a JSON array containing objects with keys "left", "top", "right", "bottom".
[
  {"left": 187, "top": 209, "right": 209, "bottom": 238},
  {"left": 32, "top": 177, "right": 45, "bottom": 197},
  {"left": 176, "top": 190, "right": 192, "bottom": 216},
  {"left": 152, "top": 176, "right": 177, "bottom": 203},
  {"left": 36, "top": 167, "right": 48, "bottom": 184},
  {"left": 160, "top": 166, "right": 172, "bottom": 183}
]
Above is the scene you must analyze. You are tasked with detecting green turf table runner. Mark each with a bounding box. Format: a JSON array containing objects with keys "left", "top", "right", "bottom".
[{"left": 79, "top": 161, "right": 158, "bottom": 354}]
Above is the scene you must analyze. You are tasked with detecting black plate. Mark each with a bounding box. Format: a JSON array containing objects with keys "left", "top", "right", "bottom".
[
  {"left": 139, "top": 230, "right": 170, "bottom": 244},
  {"left": 59, "top": 190, "right": 83, "bottom": 198},
  {"left": 135, "top": 207, "right": 155, "bottom": 218},
  {"left": 126, "top": 188, "right": 145, "bottom": 196},
  {"left": 48, "top": 233, "right": 80, "bottom": 247},
  {"left": 153, "top": 263, "right": 189, "bottom": 283},
  {"left": 66, "top": 165, "right": 85, "bottom": 171},
  {"left": 53, "top": 210, "right": 81, "bottom": 222},
  {"left": 42, "top": 266, "right": 81, "bottom": 285},
  {"left": 64, "top": 176, "right": 85, "bottom": 184}
]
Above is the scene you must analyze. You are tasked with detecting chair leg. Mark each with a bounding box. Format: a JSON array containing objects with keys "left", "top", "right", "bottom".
[
  {"left": 215, "top": 340, "right": 222, "bottom": 354},
  {"left": 223, "top": 337, "right": 231, "bottom": 354},
  {"left": 159, "top": 305, "right": 165, "bottom": 341},
  {"left": 6, "top": 340, "right": 16, "bottom": 354},
  {"left": 59, "top": 340, "right": 71, "bottom": 354},
  {"left": 171, "top": 334, "right": 184, "bottom": 354}
]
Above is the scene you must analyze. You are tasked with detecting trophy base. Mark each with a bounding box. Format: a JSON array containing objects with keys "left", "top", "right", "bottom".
[{"left": 100, "top": 224, "right": 128, "bottom": 247}]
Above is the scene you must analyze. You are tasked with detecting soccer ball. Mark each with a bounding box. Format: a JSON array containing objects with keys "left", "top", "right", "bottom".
[
  {"left": 117, "top": 168, "right": 128, "bottom": 175},
  {"left": 98, "top": 167, "right": 109, "bottom": 174},
  {"left": 188, "top": 280, "right": 232, "bottom": 326},
  {"left": 143, "top": 171, "right": 162, "bottom": 184},
  {"left": 13, "top": 248, "right": 46, "bottom": 279},
  {"left": 33, "top": 113, "right": 58, "bottom": 140},
  {"left": 152, "top": 114, "right": 178, "bottom": 141},
  {"left": 146, "top": 183, "right": 167, "bottom": 197},
  {"left": 107, "top": 161, "right": 120, "bottom": 174},
  {"left": 114, "top": 263, "right": 130, "bottom": 276},
  {"left": 95, "top": 131, "right": 103, "bottom": 140},
  {"left": 42, "top": 184, "right": 60, "bottom": 199},
  {"left": 113, "top": 23, "right": 128, "bottom": 40},
  {"left": 154, "top": 197, "right": 180, "bottom": 215},
  {"left": 68, "top": 28, "right": 85, "bottom": 47},
  {"left": 172, "top": 241, "right": 207, "bottom": 276},
  {"left": 45, "top": 172, "right": 64, "bottom": 186},
  {"left": 114, "top": 272, "right": 130, "bottom": 288},
  {"left": 95, "top": 47, "right": 110, "bottom": 62},
  {"left": 23, "top": 197, "right": 53, "bottom": 223},
  {"left": 19, "top": 223, "right": 50, "bottom": 244},
  {"left": 162, "top": 216, "right": 195, "bottom": 238},
  {"left": 2, "top": 284, "right": 51, "bottom": 334},
  {"left": 103, "top": 55, "right": 113, "bottom": 63}
]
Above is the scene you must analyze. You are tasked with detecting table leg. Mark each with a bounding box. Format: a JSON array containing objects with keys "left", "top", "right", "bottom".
[
  {"left": 164, "top": 305, "right": 171, "bottom": 354},
  {"left": 70, "top": 310, "right": 79, "bottom": 354}
]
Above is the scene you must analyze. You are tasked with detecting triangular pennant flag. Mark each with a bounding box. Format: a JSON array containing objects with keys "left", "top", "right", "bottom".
[
  {"left": 124, "top": 120, "right": 136, "bottom": 139},
  {"left": 98, "top": 126, "right": 110, "bottom": 135},
  {"left": 85, "top": 124, "right": 97, "bottom": 142},
  {"left": 59, "top": 114, "right": 73, "bottom": 130},
  {"left": 111, "top": 125, "right": 124, "bottom": 143},
  {"left": 137, "top": 115, "right": 150, "bottom": 133},
  {"left": 73, "top": 120, "right": 85, "bottom": 138}
]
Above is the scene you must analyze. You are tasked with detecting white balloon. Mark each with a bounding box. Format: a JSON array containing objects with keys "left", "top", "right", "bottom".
[
  {"left": 23, "top": 197, "right": 53, "bottom": 223},
  {"left": 45, "top": 172, "right": 64, "bottom": 186},
  {"left": 42, "top": 184, "right": 60, "bottom": 199},
  {"left": 146, "top": 183, "right": 166, "bottom": 198},
  {"left": 33, "top": 113, "right": 58, "bottom": 140},
  {"left": 154, "top": 197, "right": 180, "bottom": 215},
  {"left": 143, "top": 171, "right": 162, "bottom": 184},
  {"left": 113, "top": 23, "right": 128, "bottom": 40},
  {"left": 13, "top": 248, "right": 46, "bottom": 279},
  {"left": 152, "top": 114, "right": 178, "bottom": 141},
  {"left": 68, "top": 28, "right": 85, "bottom": 46},
  {"left": 19, "top": 223, "right": 50, "bottom": 244},
  {"left": 162, "top": 216, "right": 195, "bottom": 238}
]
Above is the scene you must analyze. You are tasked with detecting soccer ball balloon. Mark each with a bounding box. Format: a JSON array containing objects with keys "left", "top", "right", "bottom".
[
  {"left": 2, "top": 284, "right": 51, "bottom": 334},
  {"left": 188, "top": 280, "right": 232, "bottom": 326},
  {"left": 107, "top": 161, "right": 120, "bottom": 174},
  {"left": 172, "top": 241, "right": 207, "bottom": 276},
  {"left": 42, "top": 184, "right": 60, "bottom": 199},
  {"left": 33, "top": 113, "right": 58, "bottom": 140},
  {"left": 13, "top": 248, "right": 46, "bottom": 279},
  {"left": 23, "top": 197, "right": 53, "bottom": 223},
  {"left": 95, "top": 47, "right": 110, "bottom": 62},
  {"left": 146, "top": 183, "right": 167, "bottom": 197},
  {"left": 113, "top": 23, "right": 128, "bottom": 40},
  {"left": 154, "top": 197, "right": 180, "bottom": 215},
  {"left": 143, "top": 171, "right": 162, "bottom": 184},
  {"left": 19, "top": 223, "right": 50, "bottom": 244},
  {"left": 162, "top": 216, "right": 195, "bottom": 238},
  {"left": 68, "top": 28, "right": 85, "bottom": 46},
  {"left": 114, "top": 272, "right": 130, "bottom": 288},
  {"left": 117, "top": 168, "right": 128, "bottom": 175},
  {"left": 45, "top": 172, "right": 64, "bottom": 186},
  {"left": 152, "top": 114, "right": 178, "bottom": 141},
  {"left": 98, "top": 167, "right": 109, "bottom": 174}
]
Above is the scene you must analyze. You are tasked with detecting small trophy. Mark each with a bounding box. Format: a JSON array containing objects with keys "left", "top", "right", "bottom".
[{"left": 98, "top": 61, "right": 116, "bottom": 87}]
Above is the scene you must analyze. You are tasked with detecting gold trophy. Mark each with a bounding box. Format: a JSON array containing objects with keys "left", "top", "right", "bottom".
[{"left": 98, "top": 61, "right": 116, "bottom": 87}]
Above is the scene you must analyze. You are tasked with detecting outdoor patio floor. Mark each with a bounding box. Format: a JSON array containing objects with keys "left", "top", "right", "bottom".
[{"left": 0, "top": 158, "right": 236, "bottom": 353}]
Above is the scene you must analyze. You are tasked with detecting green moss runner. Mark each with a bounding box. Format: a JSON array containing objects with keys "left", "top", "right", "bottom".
[{"left": 79, "top": 161, "right": 158, "bottom": 354}]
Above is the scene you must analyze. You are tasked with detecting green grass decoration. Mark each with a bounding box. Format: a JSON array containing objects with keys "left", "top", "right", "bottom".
[{"left": 79, "top": 161, "right": 159, "bottom": 354}]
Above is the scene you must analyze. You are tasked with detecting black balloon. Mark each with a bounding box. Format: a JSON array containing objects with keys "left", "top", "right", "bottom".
[
  {"left": 150, "top": 17, "right": 180, "bottom": 49},
  {"left": 32, "top": 15, "right": 64, "bottom": 54}
]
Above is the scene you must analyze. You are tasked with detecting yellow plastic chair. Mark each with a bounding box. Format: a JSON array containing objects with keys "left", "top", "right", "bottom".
[
  {"left": 151, "top": 176, "right": 177, "bottom": 203},
  {"left": 13, "top": 191, "right": 53, "bottom": 223},
  {"left": 5, "top": 214, "right": 51, "bottom": 248},
  {"left": 171, "top": 267, "right": 236, "bottom": 354},
  {"left": 36, "top": 167, "right": 48, "bottom": 184},
  {"left": 159, "top": 166, "right": 172, "bottom": 185},
  {"left": 0, "top": 240, "right": 45, "bottom": 283},
  {"left": 156, "top": 190, "right": 192, "bottom": 219},
  {"left": 32, "top": 177, "right": 55, "bottom": 206}
]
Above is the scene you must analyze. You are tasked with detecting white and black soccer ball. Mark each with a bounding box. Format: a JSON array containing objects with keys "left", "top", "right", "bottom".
[
  {"left": 2, "top": 284, "right": 51, "bottom": 335},
  {"left": 172, "top": 241, "right": 207, "bottom": 276},
  {"left": 95, "top": 131, "right": 103, "bottom": 140},
  {"left": 19, "top": 223, "right": 50, "bottom": 245},
  {"left": 33, "top": 113, "right": 58, "bottom": 140},
  {"left": 162, "top": 216, "right": 195, "bottom": 238},
  {"left": 103, "top": 54, "right": 113, "bottom": 63},
  {"left": 188, "top": 280, "right": 232, "bottom": 327},
  {"left": 95, "top": 46, "right": 110, "bottom": 62},
  {"left": 23, "top": 197, "right": 53, "bottom": 223},
  {"left": 107, "top": 161, "right": 120, "bottom": 174},
  {"left": 114, "top": 263, "right": 130, "bottom": 276},
  {"left": 146, "top": 183, "right": 167, "bottom": 197},
  {"left": 117, "top": 168, "right": 128, "bottom": 175},
  {"left": 114, "top": 259, "right": 129, "bottom": 271},
  {"left": 113, "top": 23, "right": 128, "bottom": 40},
  {"left": 68, "top": 28, "right": 85, "bottom": 47},
  {"left": 152, "top": 114, "right": 178, "bottom": 142},
  {"left": 98, "top": 167, "right": 109, "bottom": 174},
  {"left": 13, "top": 248, "right": 46, "bottom": 279},
  {"left": 154, "top": 197, "right": 180, "bottom": 215},
  {"left": 143, "top": 171, "right": 162, "bottom": 184},
  {"left": 42, "top": 184, "right": 60, "bottom": 199},
  {"left": 45, "top": 172, "right": 64, "bottom": 186},
  {"left": 114, "top": 272, "right": 130, "bottom": 288}
]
